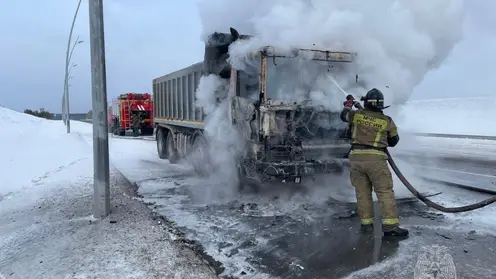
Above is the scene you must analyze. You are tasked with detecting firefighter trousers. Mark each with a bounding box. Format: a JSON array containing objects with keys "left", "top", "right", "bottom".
[{"left": 349, "top": 159, "right": 399, "bottom": 231}]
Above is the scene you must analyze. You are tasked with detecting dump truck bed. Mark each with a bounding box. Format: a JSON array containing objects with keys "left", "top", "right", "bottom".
[{"left": 152, "top": 62, "right": 205, "bottom": 130}]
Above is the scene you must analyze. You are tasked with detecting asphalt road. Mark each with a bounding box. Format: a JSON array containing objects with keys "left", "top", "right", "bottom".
[{"left": 114, "top": 140, "right": 496, "bottom": 279}]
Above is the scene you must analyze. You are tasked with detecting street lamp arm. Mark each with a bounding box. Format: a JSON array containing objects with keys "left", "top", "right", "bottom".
[
  {"left": 63, "top": 0, "right": 83, "bottom": 133},
  {"left": 68, "top": 35, "right": 80, "bottom": 64},
  {"left": 64, "top": 0, "right": 82, "bottom": 92}
]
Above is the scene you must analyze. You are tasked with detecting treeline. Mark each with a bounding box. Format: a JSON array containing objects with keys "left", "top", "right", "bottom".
[{"left": 24, "top": 109, "right": 53, "bottom": 120}]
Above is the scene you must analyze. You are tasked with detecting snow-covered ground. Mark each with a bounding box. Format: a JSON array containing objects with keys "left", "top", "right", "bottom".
[
  {"left": 0, "top": 108, "right": 217, "bottom": 279},
  {"left": 1, "top": 96, "right": 496, "bottom": 278},
  {"left": 395, "top": 134, "right": 496, "bottom": 160},
  {"left": 391, "top": 96, "right": 496, "bottom": 161},
  {"left": 397, "top": 96, "right": 496, "bottom": 136}
]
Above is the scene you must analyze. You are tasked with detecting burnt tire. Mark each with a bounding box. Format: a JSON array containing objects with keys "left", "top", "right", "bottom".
[
  {"left": 156, "top": 128, "right": 167, "bottom": 159},
  {"left": 166, "top": 131, "right": 179, "bottom": 163}
]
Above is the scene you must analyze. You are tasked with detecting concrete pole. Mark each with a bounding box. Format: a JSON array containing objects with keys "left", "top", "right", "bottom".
[
  {"left": 89, "top": 0, "right": 110, "bottom": 218},
  {"left": 63, "top": 0, "right": 83, "bottom": 134}
]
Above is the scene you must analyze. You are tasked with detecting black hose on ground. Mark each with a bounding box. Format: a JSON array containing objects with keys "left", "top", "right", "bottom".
[{"left": 385, "top": 149, "right": 496, "bottom": 213}]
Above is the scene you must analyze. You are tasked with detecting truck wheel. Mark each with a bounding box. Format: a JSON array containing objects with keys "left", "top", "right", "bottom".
[
  {"left": 156, "top": 128, "right": 167, "bottom": 159},
  {"left": 166, "top": 131, "right": 179, "bottom": 163},
  {"left": 190, "top": 135, "right": 211, "bottom": 176}
]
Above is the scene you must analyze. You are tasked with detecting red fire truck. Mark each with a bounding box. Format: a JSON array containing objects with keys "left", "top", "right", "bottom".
[{"left": 109, "top": 93, "right": 154, "bottom": 136}]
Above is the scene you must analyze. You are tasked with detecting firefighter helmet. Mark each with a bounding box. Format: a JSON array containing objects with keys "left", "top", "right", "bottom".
[{"left": 361, "top": 88, "right": 384, "bottom": 109}]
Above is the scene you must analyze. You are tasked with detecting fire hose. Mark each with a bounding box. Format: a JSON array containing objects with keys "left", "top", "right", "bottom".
[
  {"left": 385, "top": 149, "right": 496, "bottom": 213},
  {"left": 327, "top": 75, "right": 496, "bottom": 213}
]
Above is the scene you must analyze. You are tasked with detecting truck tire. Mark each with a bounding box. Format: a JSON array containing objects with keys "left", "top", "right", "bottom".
[
  {"left": 190, "top": 135, "right": 212, "bottom": 176},
  {"left": 156, "top": 128, "right": 167, "bottom": 159},
  {"left": 166, "top": 131, "right": 179, "bottom": 163},
  {"left": 118, "top": 129, "right": 125, "bottom": 136}
]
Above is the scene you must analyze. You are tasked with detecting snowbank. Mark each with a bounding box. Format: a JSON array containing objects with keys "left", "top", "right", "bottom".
[
  {"left": 0, "top": 107, "right": 218, "bottom": 279},
  {"left": 396, "top": 96, "right": 496, "bottom": 136},
  {"left": 0, "top": 108, "right": 92, "bottom": 198}
]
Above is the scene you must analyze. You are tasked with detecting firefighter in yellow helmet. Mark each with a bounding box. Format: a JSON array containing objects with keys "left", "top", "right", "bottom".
[{"left": 340, "top": 88, "right": 409, "bottom": 237}]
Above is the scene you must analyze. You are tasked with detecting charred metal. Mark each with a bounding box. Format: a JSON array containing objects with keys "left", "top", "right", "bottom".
[{"left": 153, "top": 27, "right": 358, "bottom": 185}]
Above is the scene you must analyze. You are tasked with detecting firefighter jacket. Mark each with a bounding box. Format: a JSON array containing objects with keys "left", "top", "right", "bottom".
[{"left": 340, "top": 107, "right": 399, "bottom": 159}]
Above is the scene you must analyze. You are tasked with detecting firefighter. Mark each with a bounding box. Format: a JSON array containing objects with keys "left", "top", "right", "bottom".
[
  {"left": 343, "top": 94, "right": 356, "bottom": 139},
  {"left": 343, "top": 94, "right": 355, "bottom": 107},
  {"left": 131, "top": 113, "right": 141, "bottom": 137},
  {"left": 340, "top": 88, "right": 409, "bottom": 237}
]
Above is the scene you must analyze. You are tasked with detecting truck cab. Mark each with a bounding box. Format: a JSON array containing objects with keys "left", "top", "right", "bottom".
[
  {"left": 225, "top": 46, "right": 355, "bottom": 184},
  {"left": 153, "top": 27, "right": 358, "bottom": 187}
]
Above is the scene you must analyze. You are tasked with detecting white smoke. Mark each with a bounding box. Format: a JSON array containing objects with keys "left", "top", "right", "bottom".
[
  {"left": 192, "top": 0, "right": 465, "bottom": 195},
  {"left": 195, "top": 74, "right": 228, "bottom": 114},
  {"left": 197, "top": 0, "right": 465, "bottom": 107},
  {"left": 193, "top": 74, "right": 243, "bottom": 193}
]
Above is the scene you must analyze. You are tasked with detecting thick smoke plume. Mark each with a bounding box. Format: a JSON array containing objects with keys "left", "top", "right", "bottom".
[
  {"left": 198, "top": 0, "right": 465, "bottom": 106},
  {"left": 193, "top": 0, "right": 465, "bottom": 195}
]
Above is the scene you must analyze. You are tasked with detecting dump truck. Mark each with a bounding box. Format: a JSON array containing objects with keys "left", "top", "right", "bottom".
[
  {"left": 109, "top": 93, "right": 154, "bottom": 136},
  {"left": 153, "top": 27, "right": 358, "bottom": 186}
]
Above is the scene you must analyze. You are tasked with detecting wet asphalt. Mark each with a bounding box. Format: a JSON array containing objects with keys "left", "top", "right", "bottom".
[{"left": 133, "top": 156, "right": 496, "bottom": 279}]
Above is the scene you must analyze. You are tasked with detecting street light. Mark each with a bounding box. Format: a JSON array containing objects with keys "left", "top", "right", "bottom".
[
  {"left": 63, "top": 0, "right": 83, "bottom": 133},
  {"left": 64, "top": 61, "right": 80, "bottom": 126},
  {"left": 62, "top": 62, "right": 77, "bottom": 126},
  {"left": 68, "top": 64, "right": 77, "bottom": 78},
  {"left": 63, "top": 39, "right": 83, "bottom": 128},
  {"left": 69, "top": 40, "right": 83, "bottom": 63}
]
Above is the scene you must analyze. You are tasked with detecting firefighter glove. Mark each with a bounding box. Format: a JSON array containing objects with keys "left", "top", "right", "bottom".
[{"left": 344, "top": 100, "right": 354, "bottom": 107}]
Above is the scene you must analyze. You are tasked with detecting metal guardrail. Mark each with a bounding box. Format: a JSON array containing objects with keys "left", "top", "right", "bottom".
[
  {"left": 412, "top": 133, "right": 496, "bottom": 141},
  {"left": 78, "top": 120, "right": 495, "bottom": 141}
]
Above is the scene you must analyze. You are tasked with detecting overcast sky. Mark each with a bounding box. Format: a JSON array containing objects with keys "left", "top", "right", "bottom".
[{"left": 0, "top": 0, "right": 494, "bottom": 113}]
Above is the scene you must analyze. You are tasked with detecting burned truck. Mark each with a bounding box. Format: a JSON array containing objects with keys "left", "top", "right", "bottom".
[{"left": 153, "top": 27, "right": 357, "bottom": 185}]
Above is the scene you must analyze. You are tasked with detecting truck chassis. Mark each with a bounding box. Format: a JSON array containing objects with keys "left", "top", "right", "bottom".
[{"left": 153, "top": 28, "right": 356, "bottom": 187}]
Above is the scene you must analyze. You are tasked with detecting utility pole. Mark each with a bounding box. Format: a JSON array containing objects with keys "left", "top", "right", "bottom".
[
  {"left": 63, "top": 0, "right": 83, "bottom": 133},
  {"left": 89, "top": 0, "right": 110, "bottom": 218}
]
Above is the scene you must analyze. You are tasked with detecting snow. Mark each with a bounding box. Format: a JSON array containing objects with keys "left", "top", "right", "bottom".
[
  {"left": 0, "top": 107, "right": 217, "bottom": 279},
  {"left": 1, "top": 95, "right": 496, "bottom": 278},
  {"left": 0, "top": 109, "right": 90, "bottom": 199},
  {"left": 396, "top": 96, "right": 496, "bottom": 136},
  {"left": 394, "top": 135, "right": 496, "bottom": 160}
]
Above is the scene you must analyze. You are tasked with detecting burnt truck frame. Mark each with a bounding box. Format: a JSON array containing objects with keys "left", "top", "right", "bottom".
[{"left": 153, "top": 27, "right": 357, "bottom": 185}]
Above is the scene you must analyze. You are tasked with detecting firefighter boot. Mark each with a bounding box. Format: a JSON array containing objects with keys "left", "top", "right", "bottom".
[{"left": 383, "top": 226, "right": 409, "bottom": 237}]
